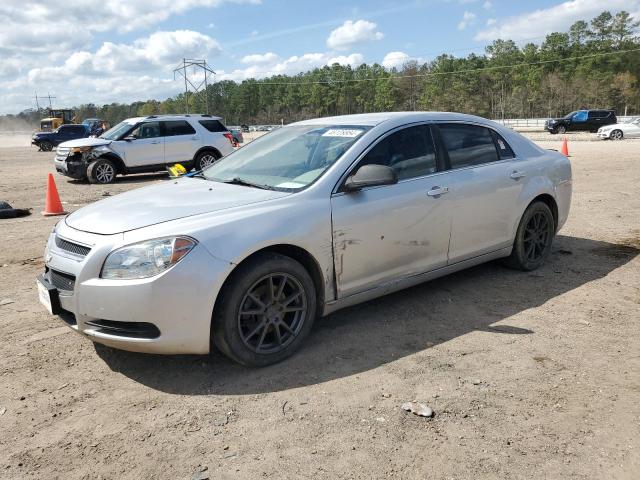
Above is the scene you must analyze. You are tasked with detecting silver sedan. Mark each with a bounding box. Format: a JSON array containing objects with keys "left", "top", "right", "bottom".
[{"left": 38, "top": 112, "right": 572, "bottom": 366}]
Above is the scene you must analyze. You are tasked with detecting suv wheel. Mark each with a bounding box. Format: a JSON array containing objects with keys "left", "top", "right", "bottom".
[
  {"left": 610, "top": 129, "right": 623, "bottom": 140},
  {"left": 87, "top": 158, "right": 117, "bottom": 184},
  {"left": 555, "top": 125, "right": 566, "bottom": 135},
  {"left": 503, "top": 201, "right": 555, "bottom": 271},
  {"left": 39, "top": 141, "right": 53, "bottom": 152},
  {"left": 195, "top": 150, "right": 220, "bottom": 170},
  {"left": 212, "top": 253, "right": 317, "bottom": 367}
]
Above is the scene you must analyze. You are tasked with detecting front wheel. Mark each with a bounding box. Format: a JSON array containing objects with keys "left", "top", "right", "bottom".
[
  {"left": 555, "top": 125, "right": 567, "bottom": 135},
  {"left": 503, "top": 201, "right": 555, "bottom": 271},
  {"left": 39, "top": 141, "right": 53, "bottom": 152},
  {"left": 87, "top": 158, "right": 117, "bottom": 184},
  {"left": 212, "top": 253, "right": 317, "bottom": 367},
  {"left": 610, "top": 129, "right": 623, "bottom": 140}
]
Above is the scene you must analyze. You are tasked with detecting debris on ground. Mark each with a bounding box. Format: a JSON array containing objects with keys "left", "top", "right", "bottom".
[
  {"left": 191, "top": 465, "right": 209, "bottom": 480},
  {"left": 0, "top": 201, "right": 31, "bottom": 219},
  {"left": 401, "top": 402, "right": 434, "bottom": 418},
  {"left": 0, "top": 298, "right": 15, "bottom": 306},
  {"left": 0, "top": 407, "right": 6, "bottom": 416}
]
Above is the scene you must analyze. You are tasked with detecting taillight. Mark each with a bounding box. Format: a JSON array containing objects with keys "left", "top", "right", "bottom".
[{"left": 223, "top": 132, "right": 234, "bottom": 144}]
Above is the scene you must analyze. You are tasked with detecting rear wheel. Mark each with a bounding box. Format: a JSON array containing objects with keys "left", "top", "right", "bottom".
[
  {"left": 87, "top": 158, "right": 117, "bottom": 184},
  {"left": 504, "top": 201, "right": 555, "bottom": 271},
  {"left": 610, "top": 129, "right": 623, "bottom": 140},
  {"left": 39, "top": 141, "right": 53, "bottom": 152},
  {"left": 212, "top": 253, "right": 317, "bottom": 367},
  {"left": 195, "top": 150, "right": 220, "bottom": 171}
]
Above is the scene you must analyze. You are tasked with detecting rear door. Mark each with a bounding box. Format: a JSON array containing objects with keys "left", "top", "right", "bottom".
[
  {"left": 435, "top": 123, "right": 526, "bottom": 263},
  {"left": 162, "top": 120, "right": 199, "bottom": 165},
  {"left": 331, "top": 124, "right": 452, "bottom": 297}
]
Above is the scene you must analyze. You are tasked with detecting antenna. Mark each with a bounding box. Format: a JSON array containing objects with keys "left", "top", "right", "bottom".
[{"left": 173, "top": 58, "right": 215, "bottom": 114}]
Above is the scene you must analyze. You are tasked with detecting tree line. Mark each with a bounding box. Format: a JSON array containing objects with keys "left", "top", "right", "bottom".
[{"left": 3, "top": 10, "right": 639, "bottom": 129}]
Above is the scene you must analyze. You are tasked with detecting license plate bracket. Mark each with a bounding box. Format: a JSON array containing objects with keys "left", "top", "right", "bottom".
[{"left": 37, "top": 275, "right": 62, "bottom": 315}]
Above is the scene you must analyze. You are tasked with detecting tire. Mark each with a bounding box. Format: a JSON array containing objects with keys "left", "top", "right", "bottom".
[
  {"left": 610, "top": 129, "right": 623, "bottom": 141},
  {"left": 555, "top": 125, "right": 566, "bottom": 135},
  {"left": 195, "top": 150, "right": 220, "bottom": 171},
  {"left": 39, "top": 141, "right": 53, "bottom": 152},
  {"left": 87, "top": 158, "right": 117, "bottom": 184},
  {"left": 212, "top": 253, "right": 317, "bottom": 367},
  {"left": 503, "top": 201, "right": 555, "bottom": 271}
]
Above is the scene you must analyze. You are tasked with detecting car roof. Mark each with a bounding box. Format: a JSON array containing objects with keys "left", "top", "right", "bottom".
[{"left": 292, "top": 111, "right": 498, "bottom": 127}]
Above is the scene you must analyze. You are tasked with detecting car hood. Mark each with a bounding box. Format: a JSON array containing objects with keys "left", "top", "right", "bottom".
[
  {"left": 65, "top": 178, "right": 291, "bottom": 235},
  {"left": 59, "top": 137, "right": 110, "bottom": 148}
]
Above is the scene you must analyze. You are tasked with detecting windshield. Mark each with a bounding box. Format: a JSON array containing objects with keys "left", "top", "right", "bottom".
[
  {"left": 202, "top": 125, "right": 370, "bottom": 191},
  {"left": 564, "top": 111, "right": 578, "bottom": 119},
  {"left": 100, "top": 121, "right": 135, "bottom": 140}
]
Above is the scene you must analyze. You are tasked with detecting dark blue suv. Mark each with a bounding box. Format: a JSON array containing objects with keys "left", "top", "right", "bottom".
[{"left": 32, "top": 124, "right": 90, "bottom": 151}]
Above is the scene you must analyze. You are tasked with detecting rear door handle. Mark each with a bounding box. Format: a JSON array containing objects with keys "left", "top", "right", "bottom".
[
  {"left": 150, "top": 141, "right": 161, "bottom": 144},
  {"left": 191, "top": 136, "right": 200, "bottom": 141},
  {"left": 510, "top": 171, "right": 526, "bottom": 180},
  {"left": 427, "top": 186, "right": 449, "bottom": 197}
]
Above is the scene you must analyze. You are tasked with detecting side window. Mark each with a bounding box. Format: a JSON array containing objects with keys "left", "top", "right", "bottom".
[
  {"left": 130, "top": 121, "right": 161, "bottom": 139},
  {"left": 163, "top": 120, "right": 196, "bottom": 136},
  {"left": 572, "top": 111, "right": 588, "bottom": 122},
  {"left": 199, "top": 120, "right": 227, "bottom": 132},
  {"left": 492, "top": 131, "right": 515, "bottom": 159},
  {"left": 438, "top": 123, "right": 499, "bottom": 169},
  {"left": 359, "top": 125, "right": 436, "bottom": 181}
]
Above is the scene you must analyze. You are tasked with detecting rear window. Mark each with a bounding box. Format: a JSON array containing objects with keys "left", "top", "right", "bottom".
[
  {"left": 163, "top": 120, "right": 196, "bottom": 136},
  {"left": 199, "top": 120, "right": 227, "bottom": 132}
]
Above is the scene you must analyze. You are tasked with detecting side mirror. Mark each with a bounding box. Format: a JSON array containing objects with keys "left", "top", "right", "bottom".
[{"left": 344, "top": 164, "right": 398, "bottom": 192}]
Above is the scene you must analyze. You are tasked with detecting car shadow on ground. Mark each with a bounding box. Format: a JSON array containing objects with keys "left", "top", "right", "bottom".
[
  {"left": 95, "top": 234, "right": 639, "bottom": 395},
  {"left": 67, "top": 172, "right": 170, "bottom": 185}
]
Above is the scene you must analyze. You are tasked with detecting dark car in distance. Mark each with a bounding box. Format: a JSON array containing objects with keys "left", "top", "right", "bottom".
[
  {"left": 545, "top": 109, "right": 616, "bottom": 134},
  {"left": 32, "top": 124, "right": 91, "bottom": 151}
]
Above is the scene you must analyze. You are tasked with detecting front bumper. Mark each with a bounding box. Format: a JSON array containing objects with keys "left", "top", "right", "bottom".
[
  {"left": 55, "top": 153, "right": 87, "bottom": 179},
  {"left": 596, "top": 131, "right": 611, "bottom": 139},
  {"left": 40, "top": 222, "right": 234, "bottom": 354}
]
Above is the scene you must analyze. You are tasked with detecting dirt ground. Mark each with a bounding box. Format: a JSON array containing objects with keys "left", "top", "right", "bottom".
[{"left": 0, "top": 135, "right": 639, "bottom": 480}]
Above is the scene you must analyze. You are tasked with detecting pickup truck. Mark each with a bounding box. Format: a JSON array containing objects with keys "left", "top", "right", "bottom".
[{"left": 32, "top": 124, "right": 91, "bottom": 151}]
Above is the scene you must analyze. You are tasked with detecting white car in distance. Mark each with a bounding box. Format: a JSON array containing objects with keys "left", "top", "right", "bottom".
[
  {"left": 597, "top": 116, "right": 640, "bottom": 140},
  {"left": 54, "top": 114, "right": 236, "bottom": 184}
]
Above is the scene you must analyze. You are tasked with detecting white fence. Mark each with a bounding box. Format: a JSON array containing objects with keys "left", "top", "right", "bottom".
[{"left": 493, "top": 116, "right": 635, "bottom": 129}]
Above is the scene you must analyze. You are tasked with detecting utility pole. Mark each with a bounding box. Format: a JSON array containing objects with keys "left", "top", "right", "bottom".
[
  {"left": 173, "top": 58, "right": 216, "bottom": 114},
  {"left": 46, "top": 92, "right": 56, "bottom": 110},
  {"left": 34, "top": 92, "right": 40, "bottom": 111}
]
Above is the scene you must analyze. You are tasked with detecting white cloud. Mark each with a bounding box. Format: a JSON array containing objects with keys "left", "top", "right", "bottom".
[
  {"left": 486, "top": 18, "right": 497, "bottom": 26},
  {"left": 483, "top": 1, "right": 493, "bottom": 10},
  {"left": 327, "top": 53, "right": 364, "bottom": 67},
  {"left": 458, "top": 11, "right": 477, "bottom": 30},
  {"left": 382, "top": 51, "right": 411, "bottom": 69},
  {"left": 475, "top": 0, "right": 640, "bottom": 41},
  {"left": 241, "top": 52, "right": 279, "bottom": 64},
  {"left": 326, "top": 20, "right": 384, "bottom": 50}
]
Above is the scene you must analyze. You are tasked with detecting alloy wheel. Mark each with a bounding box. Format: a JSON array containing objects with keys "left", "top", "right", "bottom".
[
  {"left": 523, "top": 211, "right": 552, "bottom": 262},
  {"left": 610, "top": 130, "right": 623, "bottom": 140},
  {"left": 199, "top": 154, "right": 217, "bottom": 169},
  {"left": 95, "top": 163, "right": 115, "bottom": 183},
  {"left": 237, "top": 273, "right": 307, "bottom": 354}
]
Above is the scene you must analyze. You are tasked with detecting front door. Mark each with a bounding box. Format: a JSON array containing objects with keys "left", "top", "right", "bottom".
[
  {"left": 119, "top": 121, "right": 164, "bottom": 167},
  {"left": 330, "top": 124, "right": 452, "bottom": 298}
]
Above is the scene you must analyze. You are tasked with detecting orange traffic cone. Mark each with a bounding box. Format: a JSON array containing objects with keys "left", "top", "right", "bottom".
[
  {"left": 42, "top": 173, "right": 67, "bottom": 216},
  {"left": 560, "top": 137, "right": 570, "bottom": 157}
]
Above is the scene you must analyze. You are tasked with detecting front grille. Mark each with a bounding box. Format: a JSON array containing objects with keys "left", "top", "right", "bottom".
[
  {"left": 48, "top": 268, "right": 76, "bottom": 292},
  {"left": 84, "top": 320, "right": 161, "bottom": 339},
  {"left": 56, "top": 147, "right": 70, "bottom": 156},
  {"left": 55, "top": 235, "right": 91, "bottom": 257}
]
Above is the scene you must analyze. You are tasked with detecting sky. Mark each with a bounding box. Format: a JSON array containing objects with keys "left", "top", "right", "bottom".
[{"left": 1, "top": 0, "right": 639, "bottom": 114}]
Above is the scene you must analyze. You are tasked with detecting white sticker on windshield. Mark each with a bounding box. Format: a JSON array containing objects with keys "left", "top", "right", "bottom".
[{"left": 322, "top": 129, "right": 363, "bottom": 138}]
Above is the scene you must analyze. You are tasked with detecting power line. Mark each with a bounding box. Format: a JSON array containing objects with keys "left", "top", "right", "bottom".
[{"left": 248, "top": 47, "right": 640, "bottom": 86}]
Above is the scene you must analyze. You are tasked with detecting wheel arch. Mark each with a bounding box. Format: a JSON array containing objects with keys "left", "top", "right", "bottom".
[
  {"left": 193, "top": 146, "right": 222, "bottom": 162},
  {"left": 527, "top": 193, "right": 559, "bottom": 232},
  {"left": 96, "top": 152, "right": 126, "bottom": 174},
  {"left": 212, "top": 243, "right": 326, "bottom": 322}
]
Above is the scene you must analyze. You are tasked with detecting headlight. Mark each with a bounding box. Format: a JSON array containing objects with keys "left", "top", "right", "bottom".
[
  {"left": 71, "top": 146, "right": 92, "bottom": 154},
  {"left": 101, "top": 236, "right": 197, "bottom": 280}
]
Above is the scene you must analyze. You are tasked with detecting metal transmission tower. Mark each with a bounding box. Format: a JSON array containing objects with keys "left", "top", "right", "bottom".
[{"left": 173, "top": 58, "right": 216, "bottom": 114}]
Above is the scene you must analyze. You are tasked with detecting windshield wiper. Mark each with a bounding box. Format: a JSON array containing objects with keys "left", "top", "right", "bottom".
[
  {"left": 188, "top": 171, "right": 208, "bottom": 179},
  {"left": 222, "top": 177, "right": 276, "bottom": 190}
]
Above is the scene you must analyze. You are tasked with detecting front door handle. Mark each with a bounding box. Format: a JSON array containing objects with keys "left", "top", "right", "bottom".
[
  {"left": 427, "top": 186, "right": 449, "bottom": 197},
  {"left": 191, "top": 136, "right": 200, "bottom": 141},
  {"left": 150, "top": 141, "right": 161, "bottom": 145},
  {"left": 510, "top": 171, "right": 526, "bottom": 180}
]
